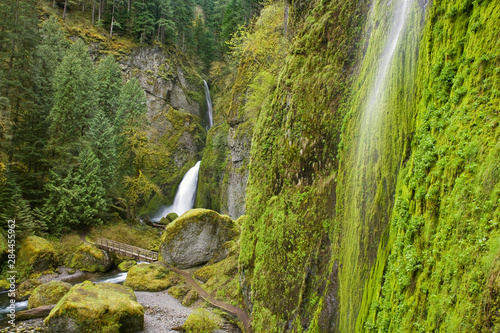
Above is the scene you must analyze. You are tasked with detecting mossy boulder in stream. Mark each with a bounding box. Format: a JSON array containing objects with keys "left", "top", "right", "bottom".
[
  {"left": 69, "top": 244, "right": 113, "bottom": 272},
  {"left": 124, "top": 263, "right": 183, "bottom": 291},
  {"left": 159, "top": 209, "right": 240, "bottom": 269},
  {"left": 28, "top": 280, "right": 71, "bottom": 309},
  {"left": 18, "top": 236, "right": 57, "bottom": 272},
  {"left": 45, "top": 281, "right": 144, "bottom": 333},
  {"left": 17, "top": 279, "right": 43, "bottom": 301},
  {"left": 117, "top": 260, "right": 136, "bottom": 272}
]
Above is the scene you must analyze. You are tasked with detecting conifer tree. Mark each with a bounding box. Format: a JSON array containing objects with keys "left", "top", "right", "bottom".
[
  {"left": 42, "top": 149, "right": 106, "bottom": 233},
  {"left": 0, "top": 0, "right": 39, "bottom": 166},
  {"left": 87, "top": 110, "right": 118, "bottom": 196},
  {"left": 96, "top": 55, "right": 122, "bottom": 120},
  {"left": 14, "top": 16, "right": 68, "bottom": 201},
  {"left": 49, "top": 39, "right": 97, "bottom": 162},
  {"left": 116, "top": 78, "right": 148, "bottom": 129}
]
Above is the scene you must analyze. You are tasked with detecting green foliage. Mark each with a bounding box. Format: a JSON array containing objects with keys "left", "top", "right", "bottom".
[
  {"left": 49, "top": 39, "right": 97, "bottom": 161},
  {"left": 360, "top": 0, "right": 500, "bottom": 331},
  {"left": 96, "top": 55, "right": 122, "bottom": 119},
  {"left": 42, "top": 149, "right": 107, "bottom": 234},
  {"left": 124, "top": 263, "right": 183, "bottom": 291},
  {"left": 183, "top": 308, "right": 221, "bottom": 333}
]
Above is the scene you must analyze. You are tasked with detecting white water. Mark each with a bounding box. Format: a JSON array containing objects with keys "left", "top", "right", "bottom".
[
  {"left": 362, "top": 0, "right": 412, "bottom": 126},
  {"left": 203, "top": 80, "right": 213, "bottom": 129},
  {"left": 97, "top": 272, "right": 128, "bottom": 284},
  {"left": 153, "top": 161, "right": 201, "bottom": 220}
]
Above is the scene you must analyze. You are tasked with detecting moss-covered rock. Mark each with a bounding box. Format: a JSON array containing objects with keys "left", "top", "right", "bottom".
[
  {"left": 68, "top": 244, "right": 113, "bottom": 272},
  {"left": 17, "top": 279, "right": 43, "bottom": 301},
  {"left": 117, "top": 260, "right": 136, "bottom": 272},
  {"left": 167, "top": 284, "right": 191, "bottom": 299},
  {"left": 159, "top": 209, "right": 239, "bottom": 269},
  {"left": 158, "top": 212, "right": 177, "bottom": 226},
  {"left": 183, "top": 308, "right": 221, "bottom": 333},
  {"left": 45, "top": 281, "right": 144, "bottom": 333},
  {"left": 18, "top": 236, "right": 57, "bottom": 272},
  {"left": 124, "top": 263, "right": 183, "bottom": 291},
  {"left": 28, "top": 281, "right": 71, "bottom": 309},
  {"left": 181, "top": 289, "right": 199, "bottom": 307}
]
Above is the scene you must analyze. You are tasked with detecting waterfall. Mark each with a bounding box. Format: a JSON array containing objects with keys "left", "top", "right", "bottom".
[
  {"left": 203, "top": 80, "right": 213, "bottom": 129},
  {"left": 152, "top": 161, "right": 201, "bottom": 220},
  {"left": 340, "top": 0, "right": 416, "bottom": 329}
]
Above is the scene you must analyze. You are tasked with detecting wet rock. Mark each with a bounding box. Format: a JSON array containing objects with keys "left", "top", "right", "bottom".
[
  {"left": 18, "top": 236, "right": 57, "bottom": 272},
  {"left": 28, "top": 281, "right": 71, "bottom": 309},
  {"left": 68, "top": 243, "right": 113, "bottom": 272}
]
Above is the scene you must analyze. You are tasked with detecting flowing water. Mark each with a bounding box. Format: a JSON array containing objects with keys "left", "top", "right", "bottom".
[
  {"left": 203, "top": 80, "right": 213, "bottom": 129},
  {"left": 0, "top": 260, "right": 153, "bottom": 322},
  {"left": 341, "top": 0, "right": 416, "bottom": 329},
  {"left": 152, "top": 161, "right": 201, "bottom": 220}
]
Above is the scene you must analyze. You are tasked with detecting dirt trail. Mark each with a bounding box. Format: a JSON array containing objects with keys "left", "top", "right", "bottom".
[{"left": 158, "top": 262, "right": 252, "bottom": 333}]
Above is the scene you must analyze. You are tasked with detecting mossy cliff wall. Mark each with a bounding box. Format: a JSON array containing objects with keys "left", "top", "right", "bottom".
[{"left": 237, "top": 0, "right": 500, "bottom": 331}]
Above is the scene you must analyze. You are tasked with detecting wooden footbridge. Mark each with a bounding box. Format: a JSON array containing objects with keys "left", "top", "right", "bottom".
[{"left": 95, "top": 238, "right": 158, "bottom": 262}]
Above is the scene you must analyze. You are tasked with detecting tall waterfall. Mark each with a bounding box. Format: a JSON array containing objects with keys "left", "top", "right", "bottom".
[
  {"left": 340, "top": 0, "right": 416, "bottom": 329},
  {"left": 152, "top": 161, "right": 201, "bottom": 220},
  {"left": 203, "top": 80, "right": 213, "bottom": 129}
]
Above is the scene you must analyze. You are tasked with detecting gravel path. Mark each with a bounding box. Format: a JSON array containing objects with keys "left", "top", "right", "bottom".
[{"left": 135, "top": 290, "right": 192, "bottom": 333}]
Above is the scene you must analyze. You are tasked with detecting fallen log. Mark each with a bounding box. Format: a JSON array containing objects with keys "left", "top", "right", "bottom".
[{"left": 16, "top": 304, "right": 55, "bottom": 321}]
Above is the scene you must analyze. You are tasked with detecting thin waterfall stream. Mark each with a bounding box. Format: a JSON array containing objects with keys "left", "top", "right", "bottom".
[{"left": 152, "top": 80, "right": 213, "bottom": 221}]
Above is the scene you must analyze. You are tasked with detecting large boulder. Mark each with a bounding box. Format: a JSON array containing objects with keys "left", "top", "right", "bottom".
[
  {"left": 17, "top": 279, "right": 43, "bottom": 301},
  {"left": 28, "top": 280, "right": 71, "bottom": 309},
  {"left": 124, "top": 263, "right": 183, "bottom": 291},
  {"left": 159, "top": 209, "right": 240, "bottom": 269},
  {"left": 18, "top": 236, "right": 57, "bottom": 272},
  {"left": 45, "top": 281, "right": 144, "bottom": 333},
  {"left": 69, "top": 244, "right": 113, "bottom": 272}
]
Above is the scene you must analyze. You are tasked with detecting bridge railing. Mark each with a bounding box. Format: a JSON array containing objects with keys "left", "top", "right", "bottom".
[{"left": 95, "top": 238, "right": 158, "bottom": 262}]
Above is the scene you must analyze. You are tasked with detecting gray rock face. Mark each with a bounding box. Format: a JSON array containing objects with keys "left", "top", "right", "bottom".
[
  {"left": 160, "top": 209, "right": 240, "bottom": 269},
  {"left": 121, "top": 47, "right": 202, "bottom": 117},
  {"left": 223, "top": 124, "right": 251, "bottom": 219}
]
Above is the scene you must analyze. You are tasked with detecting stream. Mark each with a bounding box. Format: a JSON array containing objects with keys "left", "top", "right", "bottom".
[{"left": 0, "top": 265, "right": 146, "bottom": 323}]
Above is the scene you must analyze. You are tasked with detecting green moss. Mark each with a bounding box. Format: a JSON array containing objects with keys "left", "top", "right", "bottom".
[
  {"left": 28, "top": 280, "right": 71, "bottom": 309},
  {"left": 160, "top": 209, "right": 239, "bottom": 246},
  {"left": 168, "top": 284, "right": 191, "bottom": 299},
  {"left": 88, "top": 222, "right": 160, "bottom": 252},
  {"left": 193, "top": 243, "right": 243, "bottom": 307},
  {"left": 69, "top": 244, "right": 113, "bottom": 272},
  {"left": 183, "top": 308, "right": 221, "bottom": 333},
  {"left": 118, "top": 260, "right": 137, "bottom": 272},
  {"left": 181, "top": 289, "right": 199, "bottom": 307},
  {"left": 0, "top": 230, "right": 7, "bottom": 256},
  {"left": 358, "top": 0, "right": 500, "bottom": 331},
  {"left": 124, "top": 263, "right": 183, "bottom": 291},
  {"left": 45, "top": 281, "right": 144, "bottom": 333},
  {"left": 18, "top": 236, "right": 57, "bottom": 273},
  {"left": 17, "top": 279, "right": 42, "bottom": 301}
]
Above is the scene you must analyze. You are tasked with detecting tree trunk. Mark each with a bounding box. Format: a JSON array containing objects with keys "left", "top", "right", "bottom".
[
  {"left": 53, "top": 0, "right": 56, "bottom": 8},
  {"left": 128, "top": 0, "right": 131, "bottom": 12},
  {"left": 98, "top": 0, "right": 101, "bottom": 21},
  {"left": 82, "top": 0, "right": 85, "bottom": 13},
  {"left": 63, "top": 0, "right": 68, "bottom": 20},
  {"left": 110, "top": 0, "right": 115, "bottom": 38},
  {"left": 92, "top": 0, "right": 95, "bottom": 24}
]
